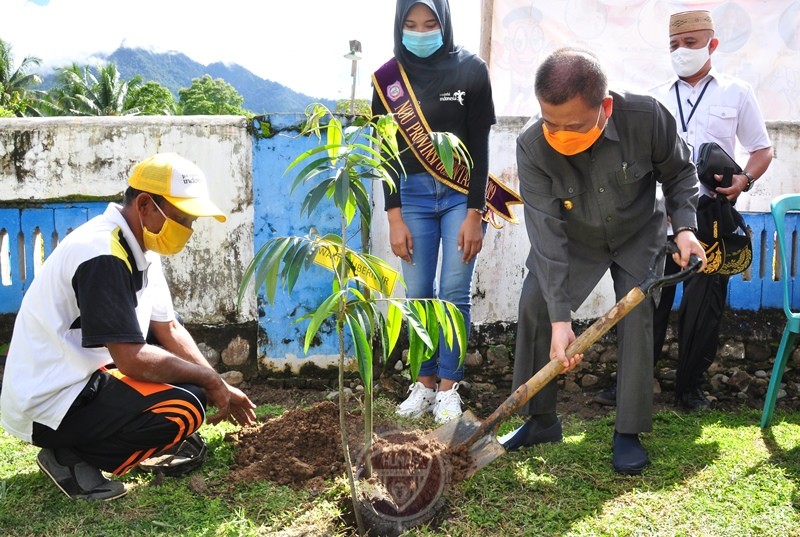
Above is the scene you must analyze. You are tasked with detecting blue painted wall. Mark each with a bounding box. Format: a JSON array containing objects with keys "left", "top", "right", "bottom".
[
  {"left": 0, "top": 203, "right": 106, "bottom": 313},
  {"left": 251, "top": 124, "right": 363, "bottom": 363}
]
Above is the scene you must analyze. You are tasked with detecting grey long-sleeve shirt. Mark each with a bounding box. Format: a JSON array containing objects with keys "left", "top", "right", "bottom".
[{"left": 516, "top": 90, "right": 699, "bottom": 322}]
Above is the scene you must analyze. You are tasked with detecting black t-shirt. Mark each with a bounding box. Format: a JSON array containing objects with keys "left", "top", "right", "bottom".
[{"left": 372, "top": 49, "right": 496, "bottom": 210}]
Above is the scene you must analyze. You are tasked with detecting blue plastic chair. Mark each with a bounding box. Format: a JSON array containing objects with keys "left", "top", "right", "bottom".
[{"left": 761, "top": 193, "right": 800, "bottom": 428}]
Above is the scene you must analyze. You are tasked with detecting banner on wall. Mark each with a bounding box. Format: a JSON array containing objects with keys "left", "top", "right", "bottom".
[{"left": 488, "top": 0, "right": 800, "bottom": 121}]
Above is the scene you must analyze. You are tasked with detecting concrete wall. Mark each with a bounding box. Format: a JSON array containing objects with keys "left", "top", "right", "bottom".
[
  {"left": 1, "top": 115, "right": 798, "bottom": 374},
  {"left": 0, "top": 116, "right": 257, "bottom": 324}
]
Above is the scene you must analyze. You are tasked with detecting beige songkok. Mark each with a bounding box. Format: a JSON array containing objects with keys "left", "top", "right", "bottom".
[{"left": 669, "top": 10, "right": 714, "bottom": 36}]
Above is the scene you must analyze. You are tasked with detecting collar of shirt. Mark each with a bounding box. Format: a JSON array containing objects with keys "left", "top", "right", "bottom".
[{"left": 104, "top": 203, "right": 150, "bottom": 272}]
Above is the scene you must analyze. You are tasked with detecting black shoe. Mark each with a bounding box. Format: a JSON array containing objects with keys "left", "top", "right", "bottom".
[
  {"left": 497, "top": 416, "right": 563, "bottom": 452},
  {"left": 612, "top": 431, "right": 649, "bottom": 475},
  {"left": 37, "top": 448, "right": 127, "bottom": 501},
  {"left": 676, "top": 387, "right": 711, "bottom": 411},
  {"left": 138, "top": 432, "right": 207, "bottom": 477},
  {"left": 593, "top": 385, "right": 617, "bottom": 406}
]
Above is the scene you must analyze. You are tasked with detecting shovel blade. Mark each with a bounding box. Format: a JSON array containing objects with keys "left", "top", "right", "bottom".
[{"left": 424, "top": 410, "right": 507, "bottom": 478}]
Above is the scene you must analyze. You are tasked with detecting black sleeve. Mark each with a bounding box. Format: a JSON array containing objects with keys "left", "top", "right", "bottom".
[{"left": 72, "top": 255, "right": 147, "bottom": 348}]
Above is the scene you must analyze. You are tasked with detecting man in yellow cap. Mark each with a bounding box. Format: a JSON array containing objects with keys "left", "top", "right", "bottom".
[
  {"left": 1, "top": 153, "right": 256, "bottom": 500},
  {"left": 648, "top": 10, "right": 774, "bottom": 411}
]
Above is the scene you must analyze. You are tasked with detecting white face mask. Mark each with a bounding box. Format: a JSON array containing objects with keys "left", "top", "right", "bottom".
[{"left": 670, "top": 42, "right": 710, "bottom": 78}]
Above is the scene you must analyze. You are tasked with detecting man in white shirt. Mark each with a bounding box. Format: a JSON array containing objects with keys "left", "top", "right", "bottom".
[
  {"left": 1, "top": 153, "right": 256, "bottom": 500},
  {"left": 649, "top": 10, "right": 773, "bottom": 410}
]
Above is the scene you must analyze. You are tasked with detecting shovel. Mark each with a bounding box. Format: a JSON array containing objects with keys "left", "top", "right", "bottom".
[{"left": 427, "top": 241, "right": 703, "bottom": 478}]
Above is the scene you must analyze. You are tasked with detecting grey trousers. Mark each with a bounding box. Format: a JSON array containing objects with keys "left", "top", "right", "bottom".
[{"left": 512, "top": 263, "right": 656, "bottom": 434}]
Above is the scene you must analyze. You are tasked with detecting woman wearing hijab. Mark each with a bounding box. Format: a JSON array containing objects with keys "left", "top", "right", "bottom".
[{"left": 371, "top": 0, "right": 496, "bottom": 424}]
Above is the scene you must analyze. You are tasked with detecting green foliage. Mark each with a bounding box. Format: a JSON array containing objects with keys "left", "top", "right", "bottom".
[
  {"left": 0, "top": 38, "right": 45, "bottom": 117},
  {"left": 125, "top": 80, "right": 177, "bottom": 115},
  {"left": 334, "top": 98, "right": 371, "bottom": 117},
  {"left": 2, "top": 404, "right": 800, "bottom": 535},
  {"left": 47, "top": 63, "right": 142, "bottom": 116},
  {"left": 238, "top": 103, "right": 469, "bottom": 393},
  {"left": 178, "top": 74, "right": 248, "bottom": 115}
]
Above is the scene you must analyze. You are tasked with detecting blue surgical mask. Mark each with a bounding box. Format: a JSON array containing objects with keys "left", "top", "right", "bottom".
[{"left": 402, "top": 29, "right": 443, "bottom": 58}]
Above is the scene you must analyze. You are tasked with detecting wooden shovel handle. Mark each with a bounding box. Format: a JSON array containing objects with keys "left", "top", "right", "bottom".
[{"left": 465, "top": 286, "right": 646, "bottom": 446}]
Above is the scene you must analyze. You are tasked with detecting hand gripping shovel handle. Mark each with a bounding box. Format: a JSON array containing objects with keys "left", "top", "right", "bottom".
[{"left": 464, "top": 241, "right": 702, "bottom": 448}]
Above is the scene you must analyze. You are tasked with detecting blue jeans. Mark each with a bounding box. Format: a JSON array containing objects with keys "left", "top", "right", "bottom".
[{"left": 399, "top": 173, "right": 483, "bottom": 381}]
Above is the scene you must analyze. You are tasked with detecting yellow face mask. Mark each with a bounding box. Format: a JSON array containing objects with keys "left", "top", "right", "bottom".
[
  {"left": 542, "top": 105, "right": 606, "bottom": 156},
  {"left": 140, "top": 197, "right": 193, "bottom": 255}
]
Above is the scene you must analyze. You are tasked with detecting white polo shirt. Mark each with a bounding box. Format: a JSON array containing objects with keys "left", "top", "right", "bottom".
[
  {"left": 0, "top": 203, "right": 174, "bottom": 442},
  {"left": 650, "top": 68, "right": 772, "bottom": 198}
]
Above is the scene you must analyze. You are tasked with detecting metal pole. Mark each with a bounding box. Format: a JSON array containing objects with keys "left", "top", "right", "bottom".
[{"left": 480, "top": 0, "right": 493, "bottom": 66}]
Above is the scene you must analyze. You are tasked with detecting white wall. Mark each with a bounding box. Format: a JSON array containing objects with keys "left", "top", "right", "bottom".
[{"left": 0, "top": 115, "right": 257, "bottom": 325}]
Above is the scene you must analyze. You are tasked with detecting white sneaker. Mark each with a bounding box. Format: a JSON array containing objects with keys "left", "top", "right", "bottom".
[
  {"left": 396, "top": 382, "right": 437, "bottom": 418},
  {"left": 433, "top": 382, "right": 463, "bottom": 424}
]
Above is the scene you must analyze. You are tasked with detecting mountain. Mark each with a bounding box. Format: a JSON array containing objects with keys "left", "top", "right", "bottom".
[{"left": 42, "top": 46, "right": 337, "bottom": 114}]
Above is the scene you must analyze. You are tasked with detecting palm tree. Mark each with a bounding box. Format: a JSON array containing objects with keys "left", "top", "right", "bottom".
[
  {"left": 50, "top": 62, "right": 142, "bottom": 116},
  {"left": 0, "top": 38, "right": 45, "bottom": 117}
]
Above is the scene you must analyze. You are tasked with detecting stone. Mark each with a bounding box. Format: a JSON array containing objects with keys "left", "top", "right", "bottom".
[
  {"left": 221, "top": 336, "right": 250, "bottom": 367},
  {"left": 718, "top": 340, "right": 745, "bottom": 361},
  {"left": 486, "top": 345, "right": 509, "bottom": 369},
  {"left": 464, "top": 351, "right": 484, "bottom": 368},
  {"left": 660, "top": 369, "right": 677, "bottom": 381},
  {"left": 580, "top": 374, "right": 599, "bottom": 387},
  {"left": 707, "top": 361, "right": 725, "bottom": 377},
  {"left": 755, "top": 370, "right": 768, "bottom": 379},
  {"left": 653, "top": 379, "right": 662, "bottom": 395},
  {"left": 220, "top": 370, "right": 244, "bottom": 386},
  {"left": 197, "top": 342, "right": 220, "bottom": 368},
  {"left": 745, "top": 342, "right": 773, "bottom": 362},
  {"left": 727, "top": 369, "right": 752, "bottom": 392},
  {"left": 792, "top": 348, "right": 800, "bottom": 367},
  {"left": 598, "top": 348, "right": 617, "bottom": 364},
  {"left": 394, "top": 359, "right": 404, "bottom": 371},
  {"left": 710, "top": 373, "right": 728, "bottom": 391},
  {"left": 472, "top": 382, "right": 496, "bottom": 393},
  {"left": 563, "top": 379, "right": 581, "bottom": 393}
]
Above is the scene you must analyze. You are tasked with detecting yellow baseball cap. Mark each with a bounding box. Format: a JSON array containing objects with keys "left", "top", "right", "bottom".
[{"left": 128, "top": 153, "right": 226, "bottom": 222}]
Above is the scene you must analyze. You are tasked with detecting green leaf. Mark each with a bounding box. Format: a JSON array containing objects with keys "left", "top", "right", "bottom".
[
  {"left": 407, "top": 328, "right": 423, "bottom": 381},
  {"left": 286, "top": 145, "right": 332, "bottom": 175},
  {"left": 432, "top": 300, "right": 453, "bottom": 351},
  {"left": 304, "top": 291, "right": 345, "bottom": 353},
  {"left": 446, "top": 302, "right": 467, "bottom": 367},
  {"left": 424, "top": 301, "right": 439, "bottom": 358},
  {"left": 301, "top": 179, "right": 335, "bottom": 217},
  {"left": 284, "top": 240, "right": 313, "bottom": 293},
  {"left": 385, "top": 301, "right": 402, "bottom": 357},
  {"left": 346, "top": 306, "right": 373, "bottom": 391},
  {"left": 431, "top": 132, "right": 455, "bottom": 177},
  {"left": 333, "top": 167, "right": 349, "bottom": 214},
  {"left": 325, "top": 117, "right": 343, "bottom": 161},
  {"left": 289, "top": 154, "right": 334, "bottom": 193}
]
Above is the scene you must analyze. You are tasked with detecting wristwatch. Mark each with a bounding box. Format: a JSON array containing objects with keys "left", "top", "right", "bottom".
[
  {"left": 742, "top": 171, "right": 756, "bottom": 192},
  {"left": 674, "top": 226, "right": 697, "bottom": 236}
]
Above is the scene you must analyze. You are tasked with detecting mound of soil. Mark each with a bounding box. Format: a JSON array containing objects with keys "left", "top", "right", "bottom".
[{"left": 226, "top": 400, "right": 348, "bottom": 492}]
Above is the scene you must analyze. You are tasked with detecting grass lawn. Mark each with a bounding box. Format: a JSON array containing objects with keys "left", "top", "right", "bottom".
[{"left": 1, "top": 398, "right": 799, "bottom": 536}]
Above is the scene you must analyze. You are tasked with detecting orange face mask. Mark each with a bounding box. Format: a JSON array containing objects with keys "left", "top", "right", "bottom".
[{"left": 542, "top": 105, "right": 607, "bottom": 156}]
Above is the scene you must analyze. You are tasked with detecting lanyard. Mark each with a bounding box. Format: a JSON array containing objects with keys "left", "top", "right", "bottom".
[{"left": 674, "top": 78, "right": 712, "bottom": 133}]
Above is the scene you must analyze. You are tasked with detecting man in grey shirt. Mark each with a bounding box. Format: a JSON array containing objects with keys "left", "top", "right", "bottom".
[{"left": 499, "top": 48, "right": 706, "bottom": 474}]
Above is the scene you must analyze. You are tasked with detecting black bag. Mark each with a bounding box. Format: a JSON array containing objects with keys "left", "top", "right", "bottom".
[
  {"left": 695, "top": 142, "right": 742, "bottom": 190},
  {"left": 695, "top": 194, "right": 752, "bottom": 275}
]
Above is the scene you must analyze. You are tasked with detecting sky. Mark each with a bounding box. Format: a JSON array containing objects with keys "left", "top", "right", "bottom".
[{"left": 2, "top": 0, "right": 482, "bottom": 101}]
